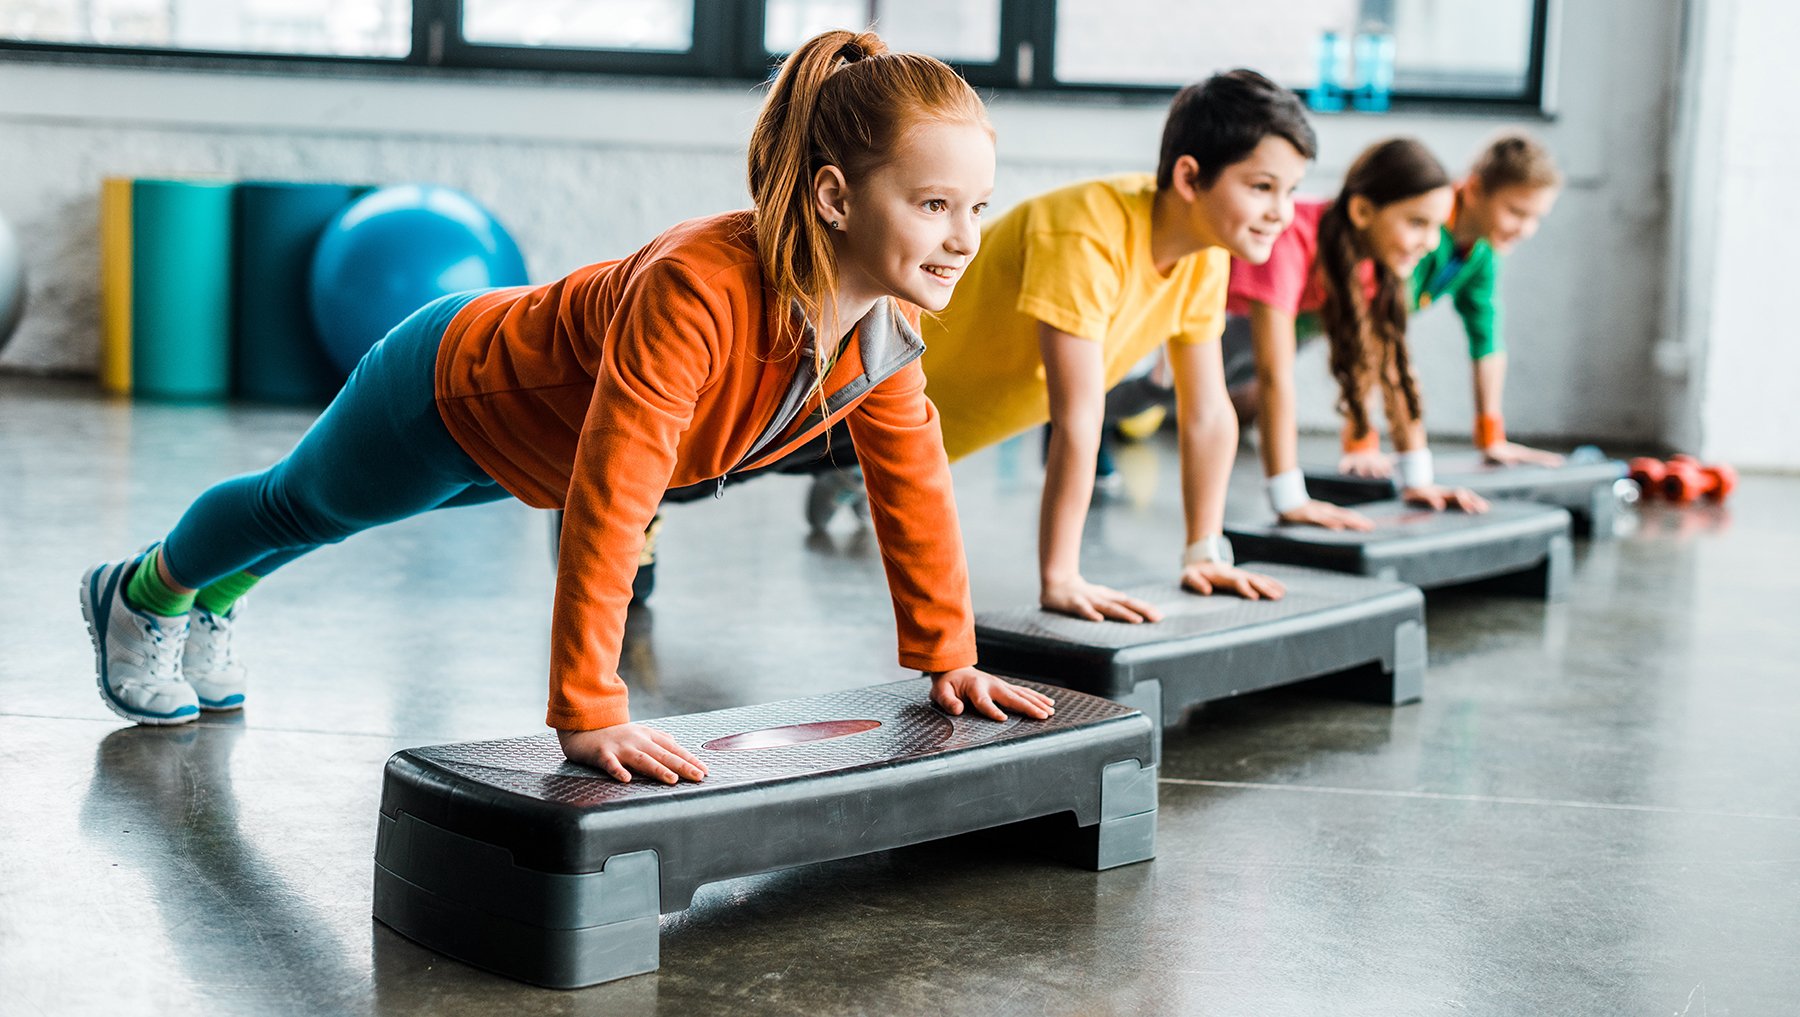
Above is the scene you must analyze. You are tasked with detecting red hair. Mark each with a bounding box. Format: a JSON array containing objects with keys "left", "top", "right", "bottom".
[{"left": 748, "top": 29, "right": 990, "bottom": 361}]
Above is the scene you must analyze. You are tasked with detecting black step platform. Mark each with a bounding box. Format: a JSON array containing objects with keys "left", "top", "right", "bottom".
[
  {"left": 976, "top": 564, "right": 1425, "bottom": 762},
  {"left": 1302, "top": 451, "right": 1627, "bottom": 536},
  {"left": 373, "top": 679, "right": 1156, "bottom": 988},
  {"left": 1225, "top": 499, "right": 1572, "bottom": 600}
]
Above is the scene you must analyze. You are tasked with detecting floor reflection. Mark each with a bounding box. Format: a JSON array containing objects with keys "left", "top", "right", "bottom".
[{"left": 80, "top": 722, "right": 369, "bottom": 1014}]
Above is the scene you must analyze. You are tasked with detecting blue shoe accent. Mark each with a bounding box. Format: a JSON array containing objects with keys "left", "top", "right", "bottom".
[{"left": 81, "top": 554, "right": 200, "bottom": 725}]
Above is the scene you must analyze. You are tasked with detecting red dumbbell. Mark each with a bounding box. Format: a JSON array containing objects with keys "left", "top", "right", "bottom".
[
  {"left": 1661, "top": 458, "right": 1737, "bottom": 503},
  {"left": 1628, "top": 457, "right": 1666, "bottom": 492}
]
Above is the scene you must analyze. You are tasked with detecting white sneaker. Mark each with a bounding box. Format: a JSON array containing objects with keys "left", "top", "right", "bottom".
[
  {"left": 805, "top": 466, "right": 869, "bottom": 534},
  {"left": 80, "top": 553, "right": 199, "bottom": 726},
  {"left": 185, "top": 602, "right": 247, "bottom": 712}
]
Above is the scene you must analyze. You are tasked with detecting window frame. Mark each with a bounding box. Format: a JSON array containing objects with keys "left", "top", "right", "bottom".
[{"left": 0, "top": 0, "right": 1554, "bottom": 111}]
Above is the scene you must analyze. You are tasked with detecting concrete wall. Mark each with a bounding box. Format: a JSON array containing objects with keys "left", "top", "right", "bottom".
[
  {"left": 1668, "top": 0, "right": 1800, "bottom": 470},
  {"left": 0, "top": 1, "right": 1684, "bottom": 448}
]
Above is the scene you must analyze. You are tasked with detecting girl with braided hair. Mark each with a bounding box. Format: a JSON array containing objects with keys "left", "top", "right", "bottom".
[{"left": 1223, "top": 137, "right": 1487, "bottom": 529}]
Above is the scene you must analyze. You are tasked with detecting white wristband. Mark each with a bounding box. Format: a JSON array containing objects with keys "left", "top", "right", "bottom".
[
  {"left": 1182, "top": 534, "right": 1234, "bottom": 567},
  {"left": 1398, "top": 448, "right": 1434, "bottom": 489},
  {"left": 1266, "top": 469, "right": 1309, "bottom": 515}
]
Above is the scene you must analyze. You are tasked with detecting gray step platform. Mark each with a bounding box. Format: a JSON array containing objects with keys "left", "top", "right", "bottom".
[
  {"left": 1302, "top": 451, "right": 1628, "bottom": 537},
  {"left": 975, "top": 564, "right": 1425, "bottom": 763},
  {"left": 1225, "top": 499, "right": 1572, "bottom": 600},
  {"left": 373, "top": 679, "right": 1156, "bottom": 989}
]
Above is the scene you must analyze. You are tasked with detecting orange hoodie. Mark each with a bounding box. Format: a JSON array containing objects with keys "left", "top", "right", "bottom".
[{"left": 434, "top": 211, "right": 976, "bottom": 731}]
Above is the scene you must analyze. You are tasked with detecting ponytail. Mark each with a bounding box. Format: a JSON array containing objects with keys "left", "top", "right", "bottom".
[{"left": 1316, "top": 137, "right": 1448, "bottom": 439}]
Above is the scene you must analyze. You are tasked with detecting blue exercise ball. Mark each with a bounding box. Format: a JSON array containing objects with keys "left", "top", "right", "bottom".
[
  {"left": 308, "top": 185, "right": 527, "bottom": 376},
  {"left": 0, "top": 212, "right": 25, "bottom": 354}
]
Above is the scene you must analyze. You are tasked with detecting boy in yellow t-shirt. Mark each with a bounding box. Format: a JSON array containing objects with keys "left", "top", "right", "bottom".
[{"left": 914, "top": 70, "right": 1316, "bottom": 622}]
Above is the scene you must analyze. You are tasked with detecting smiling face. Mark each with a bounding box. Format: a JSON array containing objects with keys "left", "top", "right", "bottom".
[
  {"left": 1350, "top": 185, "right": 1455, "bottom": 274},
  {"left": 1189, "top": 135, "right": 1311, "bottom": 264},
  {"left": 1463, "top": 180, "right": 1559, "bottom": 254},
  {"left": 816, "top": 119, "right": 995, "bottom": 316}
]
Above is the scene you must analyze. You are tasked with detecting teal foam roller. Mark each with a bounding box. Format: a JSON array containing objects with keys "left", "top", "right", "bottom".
[
  {"left": 233, "top": 182, "right": 369, "bottom": 403},
  {"left": 131, "top": 179, "right": 236, "bottom": 401}
]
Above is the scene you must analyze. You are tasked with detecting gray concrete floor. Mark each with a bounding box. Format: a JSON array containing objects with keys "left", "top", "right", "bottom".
[{"left": 2, "top": 375, "right": 1796, "bottom": 1016}]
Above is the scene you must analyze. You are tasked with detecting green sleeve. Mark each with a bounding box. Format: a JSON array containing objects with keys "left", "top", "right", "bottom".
[
  {"left": 1452, "top": 251, "right": 1502, "bottom": 360},
  {"left": 1409, "top": 243, "right": 1444, "bottom": 311}
]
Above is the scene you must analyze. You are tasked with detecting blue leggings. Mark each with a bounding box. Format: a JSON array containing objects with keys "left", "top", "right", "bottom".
[{"left": 159, "top": 292, "right": 512, "bottom": 590}]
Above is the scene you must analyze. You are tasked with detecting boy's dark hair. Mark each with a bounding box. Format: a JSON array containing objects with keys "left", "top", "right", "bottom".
[{"left": 1155, "top": 69, "right": 1318, "bottom": 190}]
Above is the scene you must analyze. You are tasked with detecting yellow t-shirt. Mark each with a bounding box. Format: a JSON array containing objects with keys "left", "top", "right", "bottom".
[{"left": 923, "top": 173, "right": 1229, "bottom": 461}]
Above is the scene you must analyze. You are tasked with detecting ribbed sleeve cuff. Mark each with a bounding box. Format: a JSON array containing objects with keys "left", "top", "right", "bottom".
[{"left": 545, "top": 696, "right": 633, "bottom": 732}]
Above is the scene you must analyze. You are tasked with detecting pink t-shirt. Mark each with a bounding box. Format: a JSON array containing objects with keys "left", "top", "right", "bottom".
[
  {"left": 1227, "top": 197, "right": 1327, "bottom": 318},
  {"left": 1226, "top": 197, "right": 1377, "bottom": 319}
]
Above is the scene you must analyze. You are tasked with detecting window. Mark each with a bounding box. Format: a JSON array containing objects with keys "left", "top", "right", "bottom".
[
  {"left": 1052, "top": 0, "right": 1543, "bottom": 101},
  {"left": 0, "top": 0, "right": 1550, "bottom": 108},
  {"left": 762, "top": 0, "right": 1001, "bottom": 64},
  {"left": 442, "top": 0, "right": 729, "bottom": 75},
  {"left": 1388, "top": 0, "right": 1539, "bottom": 97},
  {"left": 0, "top": 0, "right": 411, "bottom": 58},
  {"left": 461, "top": 0, "right": 692, "bottom": 53}
]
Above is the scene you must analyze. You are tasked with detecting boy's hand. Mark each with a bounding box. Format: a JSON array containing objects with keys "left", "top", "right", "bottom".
[
  {"left": 1402, "top": 485, "right": 1490, "bottom": 513},
  {"left": 1041, "top": 575, "right": 1164, "bottom": 623},
  {"left": 1482, "top": 441, "right": 1565, "bottom": 468},
  {"left": 929, "top": 668, "right": 1056, "bottom": 722},
  {"left": 1279, "top": 499, "right": 1376, "bottom": 531},
  {"left": 558, "top": 723, "right": 708, "bottom": 785},
  {"left": 1338, "top": 450, "right": 1395, "bottom": 477},
  {"left": 1181, "top": 562, "right": 1287, "bottom": 601}
]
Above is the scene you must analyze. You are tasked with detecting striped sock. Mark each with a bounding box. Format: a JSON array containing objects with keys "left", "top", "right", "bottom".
[
  {"left": 195, "top": 570, "right": 260, "bottom": 617},
  {"left": 124, "top": 547, "right": 196, "bottom": 618}
]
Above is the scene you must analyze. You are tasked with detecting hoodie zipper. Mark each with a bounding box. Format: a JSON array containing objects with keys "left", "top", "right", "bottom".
[{"left": 715, "top": 309, "right": 925, "bottom": 495}]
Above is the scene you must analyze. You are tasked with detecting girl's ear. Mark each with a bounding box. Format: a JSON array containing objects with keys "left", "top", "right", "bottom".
[
  {"left": 812, "top": 164, "right": 851, "bottom": 231},
  {"left": 1346, "top": 194, "right": 1377, "bottom": 230}
]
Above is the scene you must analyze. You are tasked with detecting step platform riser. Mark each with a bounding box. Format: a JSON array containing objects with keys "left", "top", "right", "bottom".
[
  {"left": 977, "top": 565, "right": 1427, "bottom": 762},
  {"left": 1303, "top": 454, "right": 1626, "bottom": 537},
  {"left": 1226, "top": 501, "right": 1573, "bottom": 601},
  {"left": 372, "top": 679, "right": 1154, "bottom": 989}
]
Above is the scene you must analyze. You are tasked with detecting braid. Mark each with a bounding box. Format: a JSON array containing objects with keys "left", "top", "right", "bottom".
[
  {"left": 1316, "top": 199, "right": 1378, "bottom": 439},
  {"left": 1317, "top": 137, "right": 1446, "bottom": 439},
  {"left": 1369, "top": 262, "right": 1422, "bottom": 425}
]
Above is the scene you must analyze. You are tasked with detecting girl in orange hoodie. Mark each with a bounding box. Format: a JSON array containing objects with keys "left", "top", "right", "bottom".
[{"left": 79, "top": 29, "right": 1053, "bottom": 782}]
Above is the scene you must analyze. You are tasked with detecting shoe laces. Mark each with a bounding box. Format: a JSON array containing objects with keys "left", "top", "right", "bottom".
[
  {"left": 190, "top": 611, "right": 239, "bottom": 671},
  {"left": 137, "top": 615, "right": 188, "bottom": 686}
]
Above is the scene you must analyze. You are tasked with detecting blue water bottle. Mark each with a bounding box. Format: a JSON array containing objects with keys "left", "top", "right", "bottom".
[
  {"left": 1308, "top": 31, "right": 1346, "bottom": 112},
  {"left": 1352, "top": 28, "right": 1395, "bottom": 112}
]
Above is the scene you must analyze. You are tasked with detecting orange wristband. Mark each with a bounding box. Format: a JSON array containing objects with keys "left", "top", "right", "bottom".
[
  {"left": 1475, "top": 413, "right": 1505, "bottom": 450},
  {"left": 1341, "top": 421, "right": 1380, "bottom": 455}
]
